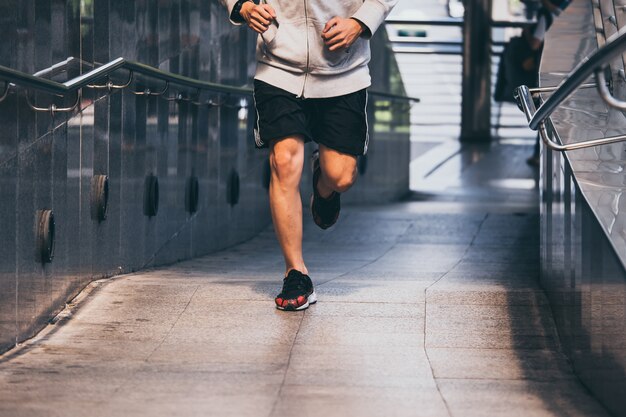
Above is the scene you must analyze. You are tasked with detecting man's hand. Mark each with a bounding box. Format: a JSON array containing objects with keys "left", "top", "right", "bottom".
[
  {"left": 321, "top": 17, "right": 365, "bottom": 52},
  {"left": 240, "top": 2, "right": 277, "bottom": 34}
]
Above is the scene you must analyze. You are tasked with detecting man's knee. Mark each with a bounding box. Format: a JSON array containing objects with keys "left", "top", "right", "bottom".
[
  {"left": 270, "top": 142, "right": 304, "bottom": 182},
  {"left": 324, "top": 167, "right": 357, "bottom": 193}
]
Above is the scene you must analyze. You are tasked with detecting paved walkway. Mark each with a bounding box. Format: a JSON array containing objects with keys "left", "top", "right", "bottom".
[{"left": 0, "top": 186, "right": 610, "bottom": 416}]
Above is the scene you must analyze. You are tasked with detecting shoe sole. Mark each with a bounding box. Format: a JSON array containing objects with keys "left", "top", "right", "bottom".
[{"left": 276, "top": 291, "right": 317, "bottom": 311}]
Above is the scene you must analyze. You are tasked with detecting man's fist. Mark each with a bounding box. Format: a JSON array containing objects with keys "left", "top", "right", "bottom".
[
  {"left": 240, "top": 2, "right": 277, "bottom": 34},
  {"left": 321, "top": 17, "right": 365, "bottom": 52}
]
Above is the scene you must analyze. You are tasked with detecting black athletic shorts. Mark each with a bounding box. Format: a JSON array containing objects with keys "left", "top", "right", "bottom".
[{"left": 252, "top": 79, "right": 369, "bottom": 156}]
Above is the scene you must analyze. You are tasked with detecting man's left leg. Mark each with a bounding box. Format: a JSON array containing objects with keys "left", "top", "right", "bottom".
[
  {"left": 310, "top": 144, "right": 358, "bottom": 229},
  {"left": 309, "top": 87, "right": 366, "bottom": 229},
  {"left": 316, "top": 144, "right": 358, "bottom": 197}
]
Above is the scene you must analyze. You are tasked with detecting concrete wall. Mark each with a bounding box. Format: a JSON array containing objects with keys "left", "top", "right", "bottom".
[{"left": 0, "top": 0, "right": 410, "bottom": 353}]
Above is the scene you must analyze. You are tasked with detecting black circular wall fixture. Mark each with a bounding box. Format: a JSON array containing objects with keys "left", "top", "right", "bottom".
[
  {"left": 143, "top": 174, "right": 159, "bottom": 217},
  {"left": 262, "top": 159, "right": 271, "bottom": 191},
  {"left": 90, "top": 175, "right": 109, "bottom": 222},
  {"left": 185, "top": 175, "right": 199, "bottom": 214},
  {"left": 226, "top": 169, "right": 240, "bottom": 206},
  {"left": 35, "top": 210, "right": 55, "bottom": 264},
  {"left": 358, "top": 154, "right": 368, "bottom": 176}
]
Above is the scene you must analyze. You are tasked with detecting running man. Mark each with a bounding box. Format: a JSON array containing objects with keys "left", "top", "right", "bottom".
[{"left": 220, "top": 0, "right": 397, "bottom": 310}]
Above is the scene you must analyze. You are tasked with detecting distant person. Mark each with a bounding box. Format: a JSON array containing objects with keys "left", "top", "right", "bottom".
[
  {"left": 495, "top": 0, "right": 570, "bottom": 166},
  {"left": 220, "top": 0, "right": 397, "bottom": 310},
  {"left": 524, "top": 0, "right": 571, "bottom": 166}
]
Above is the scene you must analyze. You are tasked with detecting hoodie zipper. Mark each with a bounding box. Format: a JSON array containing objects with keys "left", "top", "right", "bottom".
[{"left": 300, "top": 0, "right": 310, "bottom": 98}]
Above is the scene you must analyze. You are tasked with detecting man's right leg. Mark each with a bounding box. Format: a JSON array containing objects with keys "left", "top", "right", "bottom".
[
  {"left": 269, "top": 136, "right": 307, "bottom": 276},
  {"left": 270, "top": 136, "right": 317, "bottom": 311}
]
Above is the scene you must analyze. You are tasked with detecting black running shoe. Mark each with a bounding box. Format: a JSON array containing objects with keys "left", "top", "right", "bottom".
[
  {"left": 275, "top": 270, "right": 317, "bottom": 311},
  {"left": 310, "top": 150, "right": 341, "bottom": 229}
]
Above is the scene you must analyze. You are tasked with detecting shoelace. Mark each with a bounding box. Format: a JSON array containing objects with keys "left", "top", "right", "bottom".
[{"left": 282, "top": 273, "right": 308, "bottom": 294}]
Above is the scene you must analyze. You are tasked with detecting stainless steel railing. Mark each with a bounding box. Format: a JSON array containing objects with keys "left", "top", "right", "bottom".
[
  {"left": 0, "top": 56, "right": 420, "bottom": 114},
  {"left": 385, "top": 18, "right": 535, "bottom": 28},
  {"left": 514, "top": 26, "right": 626, "bottom": 151}
]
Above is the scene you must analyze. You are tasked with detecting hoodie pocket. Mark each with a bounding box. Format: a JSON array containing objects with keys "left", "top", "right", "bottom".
[
  {"left": 260, "top": 20, "right": 308, "bottom": 72},
  {"left": 308, "top": 20, "right": 351, "bottom": 72}
]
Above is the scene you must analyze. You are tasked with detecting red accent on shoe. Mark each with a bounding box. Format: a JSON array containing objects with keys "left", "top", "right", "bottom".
[
  {"left": 297, "top": 295, "right": 306, "bottom": 305},
  {"left": 275, "top": 297, "right": 283, "bottom": 307}
]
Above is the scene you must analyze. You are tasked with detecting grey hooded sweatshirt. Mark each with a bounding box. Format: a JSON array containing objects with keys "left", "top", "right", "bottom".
[{"left": 221, "top": 0, "right": 397, "bottom": 98}]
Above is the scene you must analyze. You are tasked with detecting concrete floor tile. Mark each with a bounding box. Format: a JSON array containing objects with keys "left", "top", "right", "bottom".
[
  {"left": 147, "top": 342, "right": 292, "bottom": 369},
  {"left": 426, "top": 287, "right": 549, "bottom": 306},
  {"left": 284, "top": 368, "right": 434, "bottom": 389},
  {"left": 289, "top": 343, "right": 430, "bottom": 371},
  {"left": 120, "top": 368, "right": 284, "bottom": 397},
  {"left": 425, "top": 302, "right": 559, "bottom": 349},
  {"left": 302, "top": 242, "right": 392, "bottom": 261},
  {"left": 434, "top": 271, "right": 541, "bottom": 288},
  {"left": 427, "top": 348, "right": 574, "bottom": 380},
  {"left": 426, "top": 332, "right": 558, "bottom": 350},
  {"left": 190, "top": 282, "right": 278, "bottom": 301},
  {"left": 90, "top": 395, "right": 277, "bottom": 417},
  {"left": 285, "top": 345, "right": 434, "bottom": 388},
  {"left": 316, "top": 280, "right": 427, "bottom": 303},
  {"left": 452, "top": 260, "right": 540, "bottom": 274},
  {"left": 299, "top": 314, "right": 422, "bottom": 335},
  {"left": 49, "top": 321, "right": 173, "bottom": 344},
  {"left": 438, "top": 379, "right": 611, "bottom": 417},
  {"left": 0, "top": 362, "right": 140, "bottom": 404},
  {"left": 426, "top": 303, "right": 556, "bottom": 334},
  {"left": 380, "top": 243, "right": 468, "bottom": 262},
  {"left": 31, "top": 334, "right": 164, "bottom": 361},
  {"left": 164, "top": 315, "right": 302, "bottom": 346},
  {"left": 295, "top": 315, "right": 424, "bottom": 347},
  {"left": 271, "top": 385, "right": 449, "bottom": 417},
  {"left": 335, "top": 270, "right": 443, "bottom": 282},
  {"left": 305, "top": 260, "right": 374, "bottom": 275},
  {"left": 182, "top": 299, "right": 283, "bottom": 317},
  {"left": 363, "top": 259, "right": 459, "bottom": 273},
  {"left": 304, "top": 301, "right": 424, "bottom": 318},
  {"left": 398, "top": 234, "right": 476, "bottom": 244},
  {"left": 296, "top": 328, "right": 424, "bottom": 348}
]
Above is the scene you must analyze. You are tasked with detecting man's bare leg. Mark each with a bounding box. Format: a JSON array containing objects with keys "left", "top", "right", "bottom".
[
  {"left": 269, "top": 136, "right": 308, "bottom": 276},
  {"left": 316, "top": 144, "right": 358, "bottom": 197}
]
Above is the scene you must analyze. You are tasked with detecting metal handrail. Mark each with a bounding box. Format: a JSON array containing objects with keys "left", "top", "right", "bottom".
[
  {"left": 0, "top": 56, "right": 420, "bottom": 105},
  {"left": 0, "top": 81, "right": 8, "bottom": 102},
  {"left": 384, "top": 18, "right": 535, "bottom": 28},
  {"left": 0, "top": 57, "right": 250, "bottom": 96},
  {"left": 515, "top": 26, "right": 626, "bottom": 151},
  {"left": 516, "top": 85, "right": 626, "bottom": 151},
  {"left": 366, "top": 90, "right": 419, "bottom": 102},
  {"left": 388, "top": 37, "right": 508, "bottom": 47},
  {"left": 385, "top": 18, "right": 463, "bottom": 27},
  {"left": 527, "top": 83, "right": 596, "bottom": 94},
  {"left": 596, "top": 67, "right": 626, "bottom": 110}
]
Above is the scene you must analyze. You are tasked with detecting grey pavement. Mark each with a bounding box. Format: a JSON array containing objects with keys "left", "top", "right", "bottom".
[{"left": 0, "top": 187, "right": 611, "bottom": 416}]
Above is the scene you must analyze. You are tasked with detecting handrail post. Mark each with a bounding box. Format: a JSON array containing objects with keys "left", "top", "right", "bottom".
[{"left": 461, "top": 0, "right": 493, "bottom": 142}]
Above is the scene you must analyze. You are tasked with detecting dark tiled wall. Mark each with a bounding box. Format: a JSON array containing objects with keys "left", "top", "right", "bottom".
[
  {"left": 0, "top": 1, "right": 409, "bottom": 353},
  {"left": 541, "top": 147, "right": 626, "bottom": 417},
  {"left": 0, "top": 0, "right": 267, "bottom": 353},
  {"left": 539, "top": 1, "right": 626, "bottom": 415}
]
